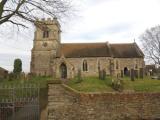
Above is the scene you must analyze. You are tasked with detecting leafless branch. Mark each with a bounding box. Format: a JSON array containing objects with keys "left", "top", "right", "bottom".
[
  {"left": 0, "top": 0, "right": 73, "bottom": 28},
  {"left": 140, "top": 25, "right": 160, "bottom": 66}
]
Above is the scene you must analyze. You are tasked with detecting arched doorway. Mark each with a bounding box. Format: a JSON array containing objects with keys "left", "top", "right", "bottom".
[
  {"left": 60, "top": 63, "right": 67, "bottom": 79},
  {"left": 124, "top": 67, "right": 129, "bottom": 76}
]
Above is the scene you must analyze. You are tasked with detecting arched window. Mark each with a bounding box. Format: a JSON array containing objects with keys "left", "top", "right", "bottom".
[
  {"left": 83, "top": 60, "right": 88, "bottom": 71},
  {"left": 43, "top": 30, "right": 49, "bottom": 38}
]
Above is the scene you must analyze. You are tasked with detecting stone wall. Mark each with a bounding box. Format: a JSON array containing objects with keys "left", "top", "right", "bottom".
[
  {"left": 54, "top": 57, "right": 144, "bottom": 78},
  {"left": 54, "top": 57, "right": 111, "bottom": 78},
  {"left": 47, "top": 81, "right": 160, "bottom": 120},
  {"left": 114, "top": 58, "right": 144, "bottom": 77}
]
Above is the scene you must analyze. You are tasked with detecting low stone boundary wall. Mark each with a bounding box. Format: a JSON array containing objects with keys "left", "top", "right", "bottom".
[{"left": 47, "top": 80, "right": 160, "bottom": 120}]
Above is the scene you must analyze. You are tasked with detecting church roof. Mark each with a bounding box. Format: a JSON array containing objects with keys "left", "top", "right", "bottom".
[
  {"left": 56, "top": 42, "right": 144, "bottom": 58},
  {"left": 110, "top": 43, "right": 144, "bottom": 58},
  {"left": 57, "top": 43, "right": 111, "bottom": 58}
]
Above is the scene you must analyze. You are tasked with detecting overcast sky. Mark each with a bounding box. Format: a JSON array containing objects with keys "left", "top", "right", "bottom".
[{"left": 0, "top": 0, "right": 160, "bottom": 72}]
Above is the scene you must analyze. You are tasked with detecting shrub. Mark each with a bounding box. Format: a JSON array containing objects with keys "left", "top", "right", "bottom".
[
  {"left": 13, "top": 58, "right": 22, "bottom": 74},
  {"left": 8, "top": 72, "right": 16, "bottom": 81}
]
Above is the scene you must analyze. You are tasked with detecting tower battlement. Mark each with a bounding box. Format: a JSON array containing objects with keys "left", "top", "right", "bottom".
[
  {"left": 31, "top": 17, "right": 61, "bottom": 76},
  {"left": 35, "top": 17, "right": 60, "bottom": 26}
]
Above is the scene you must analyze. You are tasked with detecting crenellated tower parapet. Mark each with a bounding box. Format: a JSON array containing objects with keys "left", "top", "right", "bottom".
[{"left": 31, "top": 17, "right": 61, "bottom": 76}]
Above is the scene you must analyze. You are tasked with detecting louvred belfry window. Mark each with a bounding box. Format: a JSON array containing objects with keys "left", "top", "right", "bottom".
[{"left": 43, "top": 30, "right": 49, "bottom": 38}]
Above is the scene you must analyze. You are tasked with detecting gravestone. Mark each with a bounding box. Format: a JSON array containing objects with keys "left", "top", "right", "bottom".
[
  {"left": 134, "top": 70, "right": 138, "bottom": 79},
  {"left": 131, "top": 69, "right": 135, "bottom": 81},
  {"left": 121, "top": 70, "right": 124, "bottom": 78},
  {"left": 139, "top": 68, "right": 144, "bottom": 79}
]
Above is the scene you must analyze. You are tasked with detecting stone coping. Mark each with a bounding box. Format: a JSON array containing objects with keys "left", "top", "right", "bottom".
[{"left": 62, "top": 84, "right": 80, "bottom": 94}]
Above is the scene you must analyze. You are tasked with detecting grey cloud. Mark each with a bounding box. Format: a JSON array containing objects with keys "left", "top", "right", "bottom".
[
  {"left": 86, "top": 0, "right": 117, "bottom": 6},
  {"left": 106, "top": 23, "right": 133, "bottom": 34},
  {"left": 63, "top": 22, "right": 134, "bottom": 41}
]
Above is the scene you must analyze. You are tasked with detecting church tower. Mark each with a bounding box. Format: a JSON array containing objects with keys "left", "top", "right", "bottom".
[{"left": 30, "top": 18, "right": 61, "bottom": 76}]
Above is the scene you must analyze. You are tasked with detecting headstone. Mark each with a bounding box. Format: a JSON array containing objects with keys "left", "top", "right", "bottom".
[
  {"left": 134, "top": 70, "right": 138, "bottom": 79},
  {"left": 131, "top": 69, "right": 135, "bottom": 81},
  {"left": 139, "top": 68, "right": 144, "bottom": 79},
  {"left": 99, "top": 69, "right": 106, "bottom": 80},
  {"left": 121, "top": 70, "right": 124, "bottom": 78},
  {"left": 127, "top": 70, "right": 130, "bottom": 77}
]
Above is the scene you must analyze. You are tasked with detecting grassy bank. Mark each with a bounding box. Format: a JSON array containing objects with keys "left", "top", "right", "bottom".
[
  {"left": 1, "top": 76, "right": 160, "bottom": 92},
  {"left": 67, "top": 76, "right": 160, "bottom": 92},
  {"left": 67, "top": 76, "right": 114, "bottom": 92},
  {"left": 122, "top": 77, "right": 160, "bottom": 92}
]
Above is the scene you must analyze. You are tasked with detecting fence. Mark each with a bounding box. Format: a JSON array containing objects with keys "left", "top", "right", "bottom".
[{"left": 0, "top": 84, "right": 40, "bottom": 120}]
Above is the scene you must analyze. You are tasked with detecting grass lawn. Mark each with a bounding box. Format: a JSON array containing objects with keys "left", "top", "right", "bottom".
[
  {"left": 1, "top": 75, "right": 160, "bottom": 92},
  {"left": 122, "top": 77, "right": 160, "bottom": 92},
  {"left": 67, "top": 76, "right": 160, "bottom": 92},
  {"left": 67, "top": 76, "right": 114, "bottom": 92}
]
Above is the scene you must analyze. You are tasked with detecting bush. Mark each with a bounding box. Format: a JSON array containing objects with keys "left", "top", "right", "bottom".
[
  {"left": 13, "top": 58, "right": 22, "bottom": 74},
  {"left": 8, "top": 72, "right": 16, "bottom": 81},
  {"left": 27, "top": 73, "right": 35, "bottom": 80},
  {"left": 8, "top": 72, "right": 24, "bottom": 81}
]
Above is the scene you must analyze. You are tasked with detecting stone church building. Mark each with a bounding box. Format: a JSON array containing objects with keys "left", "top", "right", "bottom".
[{"left": 30, "top": 18, "right": 144, "bottom": 79}]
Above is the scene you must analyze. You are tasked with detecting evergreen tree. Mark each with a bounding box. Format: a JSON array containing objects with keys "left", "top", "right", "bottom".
[{"left": 13, "top": 58, "right": 22, "bottom": 74}]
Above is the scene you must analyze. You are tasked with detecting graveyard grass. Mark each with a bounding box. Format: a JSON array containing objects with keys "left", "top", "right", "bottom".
[
  {"left": 1, "top": 76, "right": 160, "bottom": 92},
  {"left": 67, "top": 76, "right": 160, "bottom": 92},
  {"left": 122, "top": 77, "right": 160, "bottom": 92}
]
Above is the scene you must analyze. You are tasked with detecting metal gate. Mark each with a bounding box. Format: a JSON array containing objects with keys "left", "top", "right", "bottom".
[{"left": 0, "top": 84, "right": 39, "bottom": 120}]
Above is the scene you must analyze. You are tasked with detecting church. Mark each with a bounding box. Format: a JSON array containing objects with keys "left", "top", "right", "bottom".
[{"left": 30, "top": 18, "right": 145, "bottom": 79}]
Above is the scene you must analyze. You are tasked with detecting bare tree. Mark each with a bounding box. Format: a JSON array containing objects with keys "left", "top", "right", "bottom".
[
  {"left": 140, "top": 26, "right": 160, "bottom": 66},
  {"left": 0, "top": 0, "right": 72, "bottom": 28}
]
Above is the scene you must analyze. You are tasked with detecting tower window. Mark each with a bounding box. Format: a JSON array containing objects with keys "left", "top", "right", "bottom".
[
  {"left": 43, "top": 31, "right": 49, "bottom": 38},
  {"left": 83, "top": 60, "right": 88, "bottom": 71}
]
